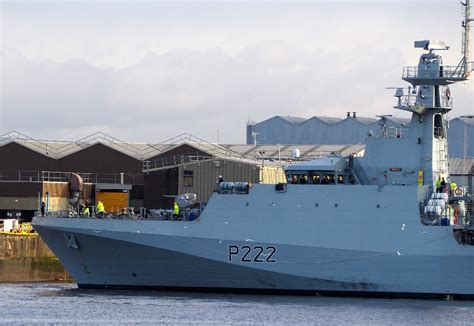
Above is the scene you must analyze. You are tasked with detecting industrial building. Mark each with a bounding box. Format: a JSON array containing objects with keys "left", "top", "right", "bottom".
[
  {"left": 0, "top": 132, "right": 287, "bottom": 220},
  {"left": 0, "top": 131, "right": 472, "bottom": 221},
  {"left": 247, "top": 114, "right": 474, "bottom": 158}
]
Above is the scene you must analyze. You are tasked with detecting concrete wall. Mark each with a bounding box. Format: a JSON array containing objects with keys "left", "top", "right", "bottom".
[{"left": 0, "top": 234, "right": 71, "bottom": 282}]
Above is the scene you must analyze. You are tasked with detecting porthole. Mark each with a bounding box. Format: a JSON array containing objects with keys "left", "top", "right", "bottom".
[
  {"left": 315, "top": 203, "right": 319, "bottom": 207},
  {"left": 334, "top": 203, "right": 338, "bottom": 208}
]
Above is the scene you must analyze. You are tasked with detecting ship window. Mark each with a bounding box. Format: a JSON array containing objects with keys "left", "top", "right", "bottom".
[
  {"left": 183, "top": 170, "right": 193, "bottom": 187},
  {"left": 299, "top": 174, "right": 308, "bottom": 184},
  {"left": 288, "top": 174, "right": 297, "bottom": 184},
  {"left": 321, "top": 174, "right": 335, "bottom": 184},
  {"left": 434, "top": 114, "right": 444, "bottom": 139},
  {"left": 288, "top": 173, "right": 308, "bottom": 184},
  {"left": 309, "top": 173, "right": 321, "bottom": 184},
  {"left": 349, "top": 175, "right": 356, "bottom": 185},
  {"left": 337, "top": 175, "right": 344, "bottom": 184}
]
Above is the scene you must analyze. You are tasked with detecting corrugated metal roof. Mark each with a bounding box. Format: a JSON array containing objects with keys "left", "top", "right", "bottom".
[
  {"left": 456, "top": 116, "right": 474, "bottom": 126},
  {"left": 386, "top": 117, "right": 411, "bottom": 125},
  {"left": 355, "top": 117, "right": 378, "bottom": 124},
  {"left": 311, "top": 116, "right": 343, "bottom": 124},
  {"left": 248, "top": 115, "right": 473, "bottom": 148},
  {"left": 0, "top": 131, "right": 148, "bottom": 159},
  {"left": 278, "top": 116, "right": 306, "bottom": 124},
  {"left": 255, "top": 115, "right": 405, "bottom": 126}
]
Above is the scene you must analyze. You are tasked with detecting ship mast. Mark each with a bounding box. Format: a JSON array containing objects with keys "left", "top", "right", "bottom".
[
  {"left": 392, "top": 1, "right": 473, "bottom": 187},
  {"left": 459, "top": 0, "right": 474, "bottom": 77}
]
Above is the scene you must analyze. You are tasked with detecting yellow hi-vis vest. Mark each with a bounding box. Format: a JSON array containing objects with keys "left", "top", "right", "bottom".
[
  {"left": 173, "top": 202, "right": 179, "bottom": 215},
  {"left": 97, "top": 201, "right": 105, "bottom": 213},
  {"left": 83, "top": 207, "right": 90, "bottom": 215}
]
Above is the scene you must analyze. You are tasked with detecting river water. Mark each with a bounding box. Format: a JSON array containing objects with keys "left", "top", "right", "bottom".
[{"left": 0, "top": 282, "right": 473, "bottom": 325}]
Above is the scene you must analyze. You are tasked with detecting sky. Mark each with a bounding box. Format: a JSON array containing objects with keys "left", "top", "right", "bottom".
[{"left": 1, "top": 0, "right": 473, "bottom": 144}]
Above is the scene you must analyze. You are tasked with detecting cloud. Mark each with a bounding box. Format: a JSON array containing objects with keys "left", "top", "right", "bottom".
[
  {"left": 2, "top": 41, "right": 472, "bottom": 144},
  {"left": 1, "top": 1, "right": 473, "bottom": 144}
]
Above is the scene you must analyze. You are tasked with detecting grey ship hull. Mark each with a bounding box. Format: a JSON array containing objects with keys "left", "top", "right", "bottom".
[{"left": 33, "top": 185, "right": 474, "bottom": 298}]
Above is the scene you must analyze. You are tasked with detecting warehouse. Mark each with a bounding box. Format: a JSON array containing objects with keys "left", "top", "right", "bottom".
[
  {"left": 247, "top": 114, "right": 474, "bottom": 158},
  {"left": 0, "top": 132, "right": 144, "bottom": 219},
  {"left": 0, "top": 132, "right": 286, "bottom": 219}
]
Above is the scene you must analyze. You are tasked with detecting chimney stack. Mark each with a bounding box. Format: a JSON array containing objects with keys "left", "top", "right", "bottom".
[
  {"left": 347, "top": 112, "right": 351, "bottom": 118},
  {"left": 353, "top": 112, "right": 357, "bottom": 118}
]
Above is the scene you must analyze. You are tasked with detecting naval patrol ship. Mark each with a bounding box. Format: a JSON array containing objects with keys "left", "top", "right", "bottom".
[{"left": 33, "top": 1, "right": 474, "bottom": 298}]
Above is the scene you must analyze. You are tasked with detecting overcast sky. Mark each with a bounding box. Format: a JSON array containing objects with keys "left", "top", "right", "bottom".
[{"left": 1, "top": 0, "right": 473, "bottom": 144}]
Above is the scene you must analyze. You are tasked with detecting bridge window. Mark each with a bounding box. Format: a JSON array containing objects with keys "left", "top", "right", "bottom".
[
  {"left": 321, "top": 174, "right": 335, "bottom": 184},
  {"left": 287, "top": 173, "right": 308, "bottom": 184},
  {"left": 309, "top": 173, "right": 321, "bottom": 184}
]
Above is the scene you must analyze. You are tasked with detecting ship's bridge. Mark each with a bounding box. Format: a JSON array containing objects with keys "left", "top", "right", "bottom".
[{"left": 284, "top": 156, "right": 356, "bottom": 185}]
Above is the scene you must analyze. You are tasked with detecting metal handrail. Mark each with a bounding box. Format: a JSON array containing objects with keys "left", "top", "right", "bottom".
[
  {"left": 351, "top": 157, "right": 371, "bottom": 185},
  {"left": 403, "top": 65, "right": 467, "bottom": 80},
  {"left": 398, "top": 94, "right": 452, "bottom": 109},
  {"left": 386, "top": 126, "right": 410, "bottom": 138},
  {"left": 0, "top": 170, "right": 144, "bottom": 185}
]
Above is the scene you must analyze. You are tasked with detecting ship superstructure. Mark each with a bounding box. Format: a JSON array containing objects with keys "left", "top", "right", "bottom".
[{"left": 32, "top": 1, "right": 474, "bottom": 298}]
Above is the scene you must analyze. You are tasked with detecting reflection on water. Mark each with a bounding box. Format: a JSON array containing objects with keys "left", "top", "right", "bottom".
[{"left": 0, "top": 283, "right": 473, "bottom": 325}]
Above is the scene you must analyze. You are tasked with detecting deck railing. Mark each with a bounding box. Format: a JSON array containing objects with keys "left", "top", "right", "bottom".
[
  {"left": 403, "top": 65, "right": 466, "bottom": 80},
  {"left": 398, "top": 94, "right": 452, "bottom": 109}
]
